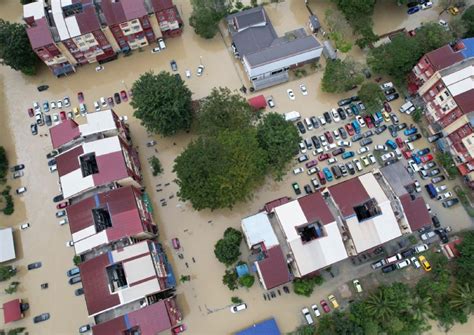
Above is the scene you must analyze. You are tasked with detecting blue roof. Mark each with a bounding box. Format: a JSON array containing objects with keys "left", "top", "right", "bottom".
[
  {"left": 236, "top": 264, "right": 249, "bottom": 278},
  {"left": 236, "top": 318, "right": 281, "bottom": 335},
  {"left": 461, "top": 38, "right": 474, "bottom": 59}
]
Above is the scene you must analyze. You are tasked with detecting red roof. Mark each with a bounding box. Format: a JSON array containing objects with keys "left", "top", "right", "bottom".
[
  {"left": 66, "top": 186, "right": 145, "bottom": 239},
  {"left": 49, "top": 119, "right": 80, "bottom": 149},
  {"left": 298, "top": 192, "right": 335, "bottom": 225},
  {"left": 26, "top": 18, "right": 54, "bottom": 49},
  {"left": 248, "top": 95, "right": 267, "bottom": 110},
  {"left": 92, "top": 300, "right": 173, "bottom": 335},
  {"left": 151, "top": 0, "right": 174, "bottom": 11},
  {"left": 329, "top": 178, "right": 370, "bottom": 217},
  {"left": 257, "top": 246, "right": 291, "bottom": 290},
  {"left": 74, "top": 0, "right": 101, "bottom": 34},
  {"left": 263, "top": 197, "right": 290, "bottom": 213},
  {"left": 91, "top": 151, "right": 129, "bottom": 185},
  {"left": 399, "top": 194, "right": 431, "bottom": 231},
  {"left": 3, "top": 299, "right": 21, "bottom": 324},
  {"left": 56, "top": 145, "right": 83, "bottom": 177},
  {"left": 426, "top": 44, "right": 465, "bottom": 71},
  {"left": 453, "top": 89, "right": 474, "bottom": 114},
  {"left": 101, "top": 0, "right": 147, "bottom": 26}
]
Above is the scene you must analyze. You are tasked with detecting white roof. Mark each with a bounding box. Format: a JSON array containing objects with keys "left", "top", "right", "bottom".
[
  {"left": 0, "top": 228, "right": 16, "bottom": 263},
  {"left": 73, "top": 230, "right": 108, "bottom": 255},
  {"left": 241, "top": 212, "right": 279, "bottom": 249},
  {"left": 51, "top": 0, "right": 70, "bottom": 41},
  {"left": 23, "top": 0, "right": 46, "bottom": 20},
  {"left": 274, "top": 200, "right": 347, "bottom": 276},
  {"left": 80, "top": 110, "right": 117, "bottom": 137}
]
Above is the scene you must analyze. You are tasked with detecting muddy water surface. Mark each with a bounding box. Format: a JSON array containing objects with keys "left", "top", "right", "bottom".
[{"left": 1, "top": 0, "right": 473, "bottom": 334}]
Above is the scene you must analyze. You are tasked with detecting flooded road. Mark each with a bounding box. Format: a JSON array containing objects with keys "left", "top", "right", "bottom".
[{"left": 0, "top": 0, "right": 473, "bottom": 334}]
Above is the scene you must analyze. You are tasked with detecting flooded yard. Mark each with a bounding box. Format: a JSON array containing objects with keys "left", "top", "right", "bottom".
[{"left": 0, "top": 0, "right": 473, "bottom": 334}]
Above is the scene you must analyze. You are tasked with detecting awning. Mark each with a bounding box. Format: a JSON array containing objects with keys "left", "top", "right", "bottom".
[
  {"left": 3, "top": 299, "right": 22, "bottom": 323},
  {"left": 248, "top": 95, "right": 267, "bottom": 110}
]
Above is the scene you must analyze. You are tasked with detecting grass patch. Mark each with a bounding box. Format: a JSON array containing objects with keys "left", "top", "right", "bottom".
[
  {"left": 1, "top": 186, "right": 14, "bottom": 215},
  {"left": 454, "top": 185, "right": 474, "bottom": 218}
]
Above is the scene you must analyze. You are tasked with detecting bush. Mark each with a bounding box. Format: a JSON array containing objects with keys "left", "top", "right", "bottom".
[
  {"left": 231, "top": 296, "right": 243, "bottom": 304},
  {"left": 0, "top": 146, "right": 7, "bottom": 184},
  {"left": 238, "top": 274, "right": 255, "bottom": 288},
  {"left": 73, "top": 255, "right": 82, "bottom": 266},
  {"left": 436, "top": 152, "right": 458, "bottom": 178},
  {"left": 148, "top": 156, "right": 163, "bottom": 176},
  {"left": 223, "top": 269, "right": 238, "bottom": 290},
  {"left": 412, "top": 108, "right": 423, "bottom": 123},
  {"left": 214, "top": 228, "right": 243, "bottom": 266},
  {"left": 1, "top": 186, "right": 14, "bottom": 215}
]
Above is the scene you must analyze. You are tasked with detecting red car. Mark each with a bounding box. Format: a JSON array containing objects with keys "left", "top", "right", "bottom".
[
  {"left": 60, "top": 111, "right": 67, "bottom": 121},
  {"left": 172, "top": 324, "right": 186, "bottom": 334},
  {"left": 172, "top": 238, "right": 180, "bottom": 250},
  {"left": 345, "top": 123, "right": 355, "bottom": 136},
  {"left": 396, "top": 137, "right": 404, "bottom": 148},
  {"left": 56, "top": 201, "right": 69, "bottom": 210},
  {"left": 320, "top": 300, "right": 331, "bottom": 313},
  {"left": 364, "top": 115, "right": 374, "bottom": 128},
  {"left": 120, "top": 90, "right": 128, "bottom": 102},
  {"left": 324, "top": 131, "right": 334, "bottom": 144},
  {"left": 77, "top": 91, "right": 84, "bottom": 103},
  {"left": 383, "top": 101, "right": 392, "bottom": 113},
  {"left": 27, "top": 108, "right": 34, "bottom": 117},
  {"left": 402, "top": 149, "right": 412, "bottom": 159},
  {"left": 421, "top": 154, "right": 433, "bottom": 163},
  {"left": 318, "top": 153, "right": 330, "bottom": 161},
  {"left": 305, "top": 160, "right": 318, "bottom": 168}
]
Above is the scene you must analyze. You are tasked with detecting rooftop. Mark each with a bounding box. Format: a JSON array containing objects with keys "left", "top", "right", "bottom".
[
  {"left": 2, "top": 299, "right": 22, "bottom": 324},
  {"left": 150, "top": 0, "right": 174, "bottom": 11},
  {"left": 426, "top": 38, "right": 474, "bottom": 71},
  {"left": 0, "top": 228, "right": 15, "bottom": 263},
  {"left": 399, "top": 194, "right": 431, "bottom": 231},
  {"left": 255, "top": 246, "right": 291, "bottom": 290},
  {"left": 25, "top": 17, "right": 55, "bottom": 49},
  {"left": 235, "top": 318, "right": 281, "bottom": 335},
  {"left": 100, "top": 0, "right": 148, "bottom": 26},
  {"left": 241, "top": 212, "right": 279, "bottom": 249},
  {"left": 328, "top": 177, "right": 370, "bottom": 217},
  {"left": 380, "top": 161, "right": 415, "bottom": 197}
]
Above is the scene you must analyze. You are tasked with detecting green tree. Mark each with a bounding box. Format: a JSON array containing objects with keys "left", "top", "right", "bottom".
[
  {"left": 462, "top": 5, "right": 474, "bottom": 37},
  {"left": 131, "top": 71, "right": 193, "bottom": 136},
  {"left": 223, "top": 227, "right": 242, "bottom": 245},
  {"left": 0, "top": 20, "right": 38, "bottom": 75},
  {"left": 189, "top": 0, "right": 229, "bottom": 39},
  {"left": 174, "top": 130, "right": 267, "bottom": 210},
  {"left": 231, "top": 296, "right": 242, "bottom": 304},
  {"left": 222, "top": 269, "right": 238, "bottom": 290},
  {"left": 456, "top": 231, "right": 474, "bottom": 285},
  {"left": 321, "top": 59, "right": 364, "bottom": 93},
  {"left": 412, "top": 107, "right": 423, "bottom": 123},
  {"left": 214, "top": 228, "right": 242, "bottom": 266},
  {"left": 450, "top": 283, "right": 474, "bottom": 314},
  {"left": 288, "top": 325, "right": 316, "bottom": 335},
  {"left": 358, "top": 82, "right": 385, "bottom": 114},
  {"left": 415, "top": 23, "right": 454, "bottom": 55},
  {"left": 0, "top": 146, "right": 8, "bottom": 183},
  {"left": 256, "top": 113, "right": 300, "bottom": 181},
  {"left": 410, "top": 296, "right": 433, "bottom": 321},
  {"left": 148, "top": 156, "right": 163, "bottom": 176},
  {"left": 179, "top": 275, "right": 191, "bottom": 283},
  {"left": 0, "top": 266, "right": 16, "bottom": 282},
  {"left": 4, "top": 281, "right": 20, "bottom": 294},
  {"left": 450, "top": 17, "right": 468, "bottom": 39},
  {"left": 238, "top": 274, "right": 255, "bottom": 288},
  {"left": 293, "top": 278, "right": 315, "bottom": 297},
  {"left": 365, "top": 288, "right": 398, "bottom": 320},
  {"left": 436, "top": 151, "right": 458, "bottom": 178},
  {"left": 6, "top": 328, "right": 26, "bottom": 335},
  {"left": 316, "top": 311, "right": 364, "bottom": 335},
  {"left": 197, "top": 87, "right": 255, "bottom": 137}
]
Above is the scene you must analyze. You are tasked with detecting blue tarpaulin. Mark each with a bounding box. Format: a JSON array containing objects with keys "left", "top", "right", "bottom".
[
  {"left": 235, "top": 318, "right": 281, "bottom": 335},
  {"left": 236, "top": 264, "right": 249, "bottom": 278}
]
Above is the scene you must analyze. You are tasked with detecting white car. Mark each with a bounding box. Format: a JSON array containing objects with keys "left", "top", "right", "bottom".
[
  {"left": 94, "top": 101, "right": 100, "bottom": 112},
  {"left": 380, "top": 82, "right": 393, "bottom": 90},
  {"left": 52, "top": 113, "right": 59, "bottom": 123},
  {"left": 328, "top": 157, "right": 337, "bottom": 165},
  {"left": 421, "top": 1, "right": 433, "bottom": 10},
  {"left": 307, "top": 167, "right": 318, "bottom": 175},
  {"left": 185, "top": 69, "right": 191, "bottom": 78},
  {"left": 331, "top": 109, "right": 341, "bottom": 122},
  {"left": 100, "top": 97, "right": 107, "bottom": 108},
  {"left": 95, "top": 65, "right": 104, "bottom": 72},
  {"left": 49, "top": 164, "right": 57, "bottom": 173},
  {"left": 197, "top": 65, "right": 204, "bottom": 76},
  {"left": 299, "top": 142, "right": 307, "bottom": 154},
  {"left": 356, "top": 115, "right": 366, "bottom": 127},
  {"left": 63, "top": 97, "right": 71, "bottom": 107},
  {"left": 50, "top": 101, "right": 56, "bottom": 109},
  {"left": 420, "top": 231, "right": 436, "bottom": 241},
  {"left": 353, "top": 279, "right": 363, "bottom": 293},
  {"left": 437, "top": 191, "right": 453, "bottom": 200},
  {"left": 319, "top": 116, "right": 326, "bottom": 126},
  {"left": 337, "top": 140, "right": 351, "bottom": 147},
  {"left": 353, "top": 159, "right": 363, "bottom": 171},
  {"left": 57, "top": 100, "right": 63, "bottom": 109},
  {"left": 381, "top": 152, "right": 396, "bottom": 161},
  {"left": 293, "top": 167, "right": 304, "bottom": 175},
  {"left": 324, "top": 143, "right": 337, "bottom": 151},
  {"left": 396, "top": 259, "right": 411, "bottom": 269},
  {"left": 151, "top": 47, "right": 161, "bottom": 53},
  {"left": 267, "top": 96, "right": 275, "bottom": 108},
  {"left": 357, "top": 146, "right": 369, "bottom": 154},
  {"left": 367, "top": 153, "right": 376, "bottom": 165},
  {"left": 410, "top": 256, "right": 421, "bottom": 268},
  {"left": 33, "top": 101, "right": 41, "bottom": 112},
  {"left": 414, "top": 244, "right": 429, "bottom": 253},
  {"left": 414, "top": 180, "right": 421, "bottom": 193},
  {"left": 374, "top": 144, "right": 387, "bottom": 151},
  {"left": 66, "top": 240, "right": 74, "bottom": 247},
  {"left": 287, "top": 89, "right": 295, "bottom": 100},
  {"left": 59, "top": 218, "right": 68, "bottom": 226},
  {"left": 439, "top": 19, "right": 449, "bottom": 30},
  {"left": 230, "top": 303, "right": 247, "bottom": 313},
  {"left": 20, "top": 223, "right": 30, "bottom": 230},
  {"left": 158, "top": 38, "right": 166, "bottom": 50},
  {"left": 435, "top": 185, "right": 448, "bottom": 193},
  {"left": 299, "top": 84, "right": 308, "bottom": 96},
  {"left": 16, "top": 187, "right": 27, "bottom": 195},
  {"left": 311, "top": 304, "right": 321, "bottom": 317},
  {"left": 302, "top": 307, "right": 314, "bottom": 325}
]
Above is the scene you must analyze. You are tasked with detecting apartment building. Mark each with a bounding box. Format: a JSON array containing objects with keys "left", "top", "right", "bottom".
[
  {"left": 412, "top": 38, "right": 474, "bottom": 187},
  {"left": 151, "top": 0, "right": 183, "bottom": 38}
]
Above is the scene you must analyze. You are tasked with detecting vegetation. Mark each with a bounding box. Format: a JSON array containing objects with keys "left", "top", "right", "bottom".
[
  {"left": 0, "top": 265, "right": 16, "bottom": 282},
  {"left": 4, "top": 281, "right": 20, "bottom": 294},
  {"left": 180, "top": 275, "right": 191, "bottom": 283},
  {"left": 1, "top": 186, "right": 14, "bottom": 215},
  {"left": 368, "top": 23, "right": 454, "bottom": 85},
  {"left": 222, "top": 269, "right": 238, "bottom": 290},
  {"left": 0, "top": 146, "right": 7, "bottom": 184},
  {"left": 131, "top": 71, "right": 193, "bottom": 136},
  {"left": 214, "top": 228, "right": 243, "bottom": 266},
  {"left": 238, "top": 274, "right": 255, "bottom": 288},
  {"left": 0, "top": 328, "right": 26, "bottom": 335},
  {"left": 256, "top": 113, "right": 301, "bottom": 180},
  {"left": 324, "top": 9, "right": 353, "bottom": 53},
  {"left": 0, "top": 20, "right": 38, "bottom": 75},
  {"left": 189, "top": 0, "right": 229, "bottom": 39},
  {"left": 358, "top": 82, "right": 385, "bottom": 114},
  {"left": 322, "top": 59, "right": 364, "bottom": 93},
  {"left": 293, "top": 276, "right": 324, "bottom": 297},
  {"left": 462, "top": 5, "right": 474, "bottom": 37},
  {"left": 450, "top": 17, "right": 468, "bottom": 39},
  {"left": 73, "top": 255, "right": 82, "bottom": 266},
  {"left": 412, "top": 107, "right": 423, "bottom": 123},
  {"left": 436, "top": 151, "right": 458, "bottom": 178},
  {"left": 231, "top": 296, "right": 243, "bottom": 304},
  {"left": 148, "top": 156, "right": 163, "bottom": 176}
]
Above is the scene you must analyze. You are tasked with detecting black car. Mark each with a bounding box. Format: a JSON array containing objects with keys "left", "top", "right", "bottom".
[
  {"left": 323, "top": 111, "right": 332, "bottom": 123},
  {"left": 46, "top": 150, "right": 59, "bottom": 159},
  {"left": 310, "top": 116, "right": 320, "bottom": 129},
  {"left": 360, "top": 138, "right": 373, "bottom": 146},
  {"left": 311, "top": 136, "right": 321, "bottom": 149},
  {"left": 442, "top": 198, "right": 459, "bottom": 208},
  {"left": 114, "top": 92, "right": 121, "bottom": 104},
  {"left": 432, "top": 175, "right": 446, "bottom": 184},
  {"left": 351, "top": 95, "right": 360, "bottom": 102},
  {"left": 386, "top": 93, "right": 400, "bottom": 101},
  {"left": 48, "top": 158, "right": 56, "bottom": 167},
  {"left": 296, "top": 121, "right": 306, "bottom": 134},
  {"left": 401, "top": 248, "right": 415, "bottom": 258},
  {"left": 375, "top": 125, "right": 387, "bottom": 134},
  {"left": 431, "top": 215, "right": 441, "bottom": 228},
  {"left": 31, "top": 123, "right": 38, "bottom": 135},
  {"left": 346, "top": 162, "right": 355, "bottom": 175},
  {"left": 406, "top": 134, "right": 422, "bottom": 143},
  {"left": 337, "top": 108, "right": 346, "bottom": 120},
  {"left": 382, "top": 264, "right": 397, "bottom": 273},
  {"left": 332, "top": 148, "right": 345, "bottom": 156},
  {"left": 170, "top": 60, "right": 178, "bottom": 71},
  {"left": 69, "top": 276, "right": 82, "bottom": 285},
  {"left": 338, "top": 127, "right": 348, "bottom": 139},
  {"left": 28, "top": 262, "right": 42, "bottom": 270},
  {"left": 37, "top": 85, "right": 49, "bottom": 92},
  {"left": 53, "top": 194, "right": 64, "bottom": 203},
  {"left": 304, "top": 184, "right": 313, "bottom": 194},
  {"left": 75, "top": 287, "right": 84, "bottom": 296},
  {"left": 384, "top": 88, "right": 396, "bottom": 95},
  {"left": 44, "top": 115, "right": 52, "bottom": 127},
  {"left": 435, "top": 229, "right": 449, "bottom": 243},
  {"left": 390, "top": 114, "right": 399, "bottom": 124},
  {"left": 388, "top": 125, "right": 397, "bottom": 138},
  {"left": 10, "top": 164, "right": 25, "bottom": 172},
  {"left": 363, "top": 130, "right": 374, "bottom": 138},
  {"left": 33, "top": 313, "right": 50, "bottom": 323},
  {"left": 338, "top": 98, "right": 352, "bottom": 106}
]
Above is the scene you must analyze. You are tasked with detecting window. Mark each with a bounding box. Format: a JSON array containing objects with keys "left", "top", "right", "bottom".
[
  {"left": 439, "top": 95, "right": 444, "bottom": 102},
  {"left": 353, "top": 198, "right": 381, "bottom": 222},
  {"left": 79, "top": 153, "right": 99, "bottom": 177},
  {"left": 92, "top": 207, "right": 112, "bottom": 232}
]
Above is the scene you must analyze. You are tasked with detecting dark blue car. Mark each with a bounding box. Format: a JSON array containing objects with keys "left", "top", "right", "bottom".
[
  {"left": 417, "top": 148, "right": 431, "bottom": 156},
  {"left": 407, "top": 6, "right": 420, "bottom": 15}
]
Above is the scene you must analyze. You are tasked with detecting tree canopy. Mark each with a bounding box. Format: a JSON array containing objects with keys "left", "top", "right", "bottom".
[
  {"left": 0, "top": 20, "right": 38, "bottom": 75},
  {"left": 0, "top": 146, "right": 8, "bottom": 184},
  {"left": 130, "top": 71, "right": 193, "bottom": 136},
  {"left": 358, "top": 82, "right": 385, "bottom": 114},
  {"left": 214, "top": 228, "right": 243, "bottom": 266},
  {"left": 256, "top": 113, "right": 301, "bottom": 181},
  {"left": 462, "top": 5, "right": 474, "bottom": 37},
  {"left": 189, "top": 0, "right": 229, "bottom": 39},
  {"left": 321, "top": 59, "right": 364, "bottom": 93}
]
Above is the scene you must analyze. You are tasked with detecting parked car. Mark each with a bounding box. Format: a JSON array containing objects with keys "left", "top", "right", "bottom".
[
  {"left": 353, "top": 279, "right": 363, "bottom": 293},
  {"left": 320, "top": 300, "right": 331, "bottom": 313},
  {"left": 66, "top": 267, "right": 80, "bottom": 277},
  {"left": 33, "top": 313, "right": 50, "bottom": 323},
  {"left": 419, "top": 255, "right": 432, "bottom": 272},
  {"left": 311, "top": 304, "right": 321, "bottom": 317},
  {"left": 432, "top": 175, "right": 446, "bottom": 184},
  {"left": 287, "top": 89, "right": 295, "bottom": 100},
  {"left": 28, "top": 262, "right": 42, "bottom": 270},
  {"left": 16, "top": 187, "right": 27, "bottom": 195},
  {"left": 371, "top": 259, "right": 386, "bottom": 269},
  {"left": 292, "top": 182, "right": 301, "bottom": 195},
  {"left": 20, "top": 223, "right": 30, "bottom": 230},
  {"left": 442, "top": 198, "right": 459, "bottom": 208},
  {"left": 382, "top": 264, "right": 397, "bottom": 273},
  {"left": 396, "top": 259, "right": 411, "bottom": 269},
  {"left": 30, "top": 123, "right": 38, "bottom": 135},
  {"left": 420, "top": 230, "right": 436, "bottom": 241},
  {"left": 410, "top": 256, "right": 421, "bottom": 268},
  {"left": 293, "top": 167, "right": 304, "bottom": 175},
  {"left": 75, "top": 287, "right": 84, "bottom": 296},
  {"left": 55, "top": 210, "right": 66, "bottom": 218},
  {"left": 53, "top": 194, "right": 64, "bottom": 203},
  {"left": 68, "top": 276, "right": 82, "bottom": 285},
  {"left": 231, "top": 303, "right": 247, "bottom": 313},
  {"left": 328, "top": 295, "right": 339, "bottom": 309}
]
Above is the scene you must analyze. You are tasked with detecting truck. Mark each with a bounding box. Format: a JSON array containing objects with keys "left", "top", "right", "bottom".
[
  {"left": 284, "top": 111, "right": 301, "bottom": 122},
  {"left": 399, "top": 101, "right": 415, "bottom": 114}
]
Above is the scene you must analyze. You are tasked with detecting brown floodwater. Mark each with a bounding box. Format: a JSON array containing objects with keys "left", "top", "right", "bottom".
[{"left": 0, "top": 0, "right": 473, "bottom": 334}]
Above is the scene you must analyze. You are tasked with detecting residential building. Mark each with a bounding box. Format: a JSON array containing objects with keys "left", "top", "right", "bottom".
[
  {"left": 98, "top": 0, "right": 159, "bottom": 52},
  {"left": 49, "top": 109, "right": 130, "bottom": 152},
  {"left": 79, "top": 241, "right": 178, "bottom": 324},
  {"left": 151, "top": 0, "right": 183, "bottom": 38},
  {"left": 66, "top": 186, "right": 157, "bottom": 257},
  {"left": 272, "top": 192, "right": 348, "bottom": 278},
  {"left": 0, "top": 228, "right": 16, "bottom": 263},
  {"left": 328, "top": 173, "right": 404, "bottom": 254},
  {"left": 412, "top": 38, "right": 474, "bottom": 187},
  {"left": 227, "top": 6, "right": 323, "bottom": 90},
  {"left": 23, "top": 0, "right": 76, "bottom": 76}
]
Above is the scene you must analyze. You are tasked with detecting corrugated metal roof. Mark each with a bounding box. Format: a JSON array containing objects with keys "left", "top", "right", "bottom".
[
  {"left": 400, "top": 194, "right": 431, "bottom": 231},
  {"left": 329, "top": 177, "right": 370, "bottom": 218},
  {"left": 236, "top": 318, "right": 281, "bottom": 335},
  {"left": 26, "top": 18, "right": 54, "bottom": 49},
  {"left": 256, "top": 246, "right": 291, "bottom": 290},
  {"left": 297, "top": 192, "right": 334, "bottom": 225},
  {"left": 49, "top": 119, "right": 81, "bottom": 149}
]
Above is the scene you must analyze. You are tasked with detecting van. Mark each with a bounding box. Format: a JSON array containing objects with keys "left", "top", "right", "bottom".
[
  {"left": 399, "top": 101, "right": 414, "bottom": 113},
  {"left": 351, "top": 120, "right": 361, "bottom": 134},
  {"left": 304, "top": 118, "right": 313, "bottom": 130},
  {"left": 284, "top": 111, "right": 301, "bottom": 122}
]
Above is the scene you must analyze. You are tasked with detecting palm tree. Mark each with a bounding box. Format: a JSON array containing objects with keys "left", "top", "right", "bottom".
[
  {"left": 365, "top": 290, "right": 397, "bottom": 320},
  {"left": 410, "top": 296, "right": 433, "bottom": 321},
  {"left": 450, "top": 283, "right": 474, "bottom": 314}
]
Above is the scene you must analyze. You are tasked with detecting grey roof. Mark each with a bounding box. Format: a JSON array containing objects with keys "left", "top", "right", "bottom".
[
  {"left": 227, "top": 6, "right": 266, "bottom": 31},
  {"left": 380, "top": 162, "right": 413, "bottom": 197},
  {"left": 245, "top": 35, "right": 321, "bottom": 67},
  {"left": 232, "top": 25, "right": 277, "bottom": 56}
]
